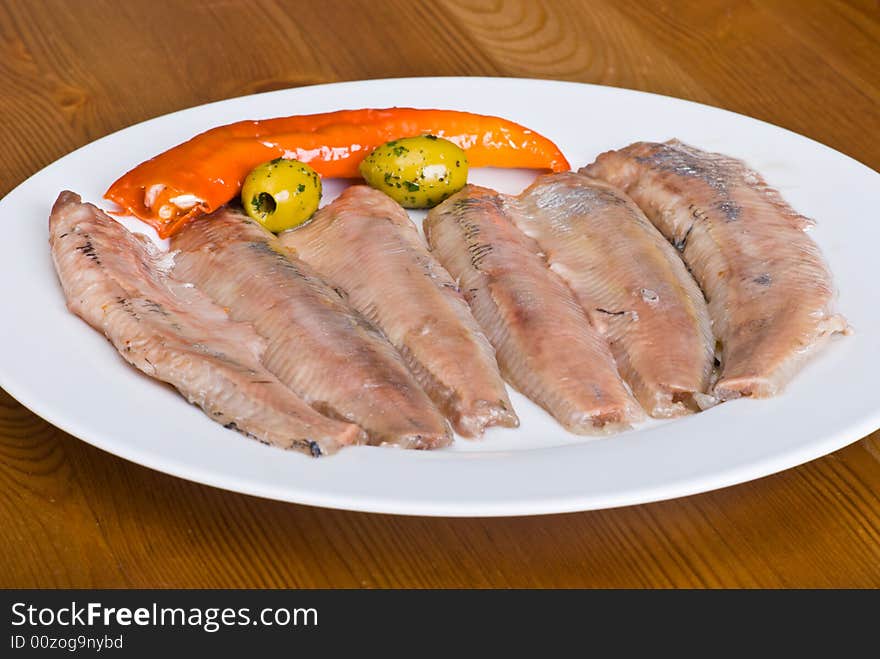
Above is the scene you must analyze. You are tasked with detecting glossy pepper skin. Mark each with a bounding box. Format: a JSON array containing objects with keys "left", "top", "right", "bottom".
[{"left": 104, "top": 108, "right": 570, "bottom": 238}]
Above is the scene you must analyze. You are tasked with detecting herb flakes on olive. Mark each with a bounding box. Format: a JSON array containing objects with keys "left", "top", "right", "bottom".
[
  {"left": 241, "top": 158, "right": 321, "bottom": 232},
  {"left": 358, "top": 135, "right": 468, "bottom": 208}
]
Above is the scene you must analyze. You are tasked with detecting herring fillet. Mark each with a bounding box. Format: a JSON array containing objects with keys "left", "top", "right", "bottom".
[
  {"left": 48, "top": 192, "right": 363, "bottom": 456},
  {"left": 171, "top": 208, "right": 452, "bottom": 449},
  {"left": 279, "top": 186, "right": 518, "bottom": 437},
  {"left": 425, "top": 185, "right": 643, "bottom": 434},
  {"left": 582, "top": 140, "right": 848, "bottom": 399},
  {"left": 511, "top": 173, "right": 714, "bottom": 417}
]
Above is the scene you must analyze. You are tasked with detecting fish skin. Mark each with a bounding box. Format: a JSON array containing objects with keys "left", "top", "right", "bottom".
[
  {"left": 511, "top": 172, "right": 714, "bottom": 417},
  {"left": 425, "top": 185, "right": 643, "bottom": 434},
  {"left": 171, "top": 207, "right": 452, "bottom": 449},
  {"left": 49, "top": 191, "right": 363, "bottom": 456},
  {"left": 582, "top": 140, "right": 848, "bottom": 400},
  {"left": 279, "top": 186, "right": 518, "bottom": 437}
]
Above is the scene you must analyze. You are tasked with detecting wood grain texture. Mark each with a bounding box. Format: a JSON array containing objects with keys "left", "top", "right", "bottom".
[{"left": 1, "top": 0, "right": 879, "bottom": 588}]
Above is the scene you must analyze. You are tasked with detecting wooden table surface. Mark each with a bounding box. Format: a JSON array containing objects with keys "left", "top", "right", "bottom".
[{"left": 2, "top": 0, "right": 879, "bottom": 588}]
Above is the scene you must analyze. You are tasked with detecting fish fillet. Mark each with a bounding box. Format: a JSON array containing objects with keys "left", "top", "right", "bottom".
[
  {"left": 171, "top": 207, "right": 451, "bottom": 448},
  {"left": 510, "top": 173, "right": 714, "bottom": 417},
  {"left": 49, "top": 192, "right": 363, "bottom": 456},
  {"left": 425, "top": 185, "right": 643, "bottom": 434},
  {"left": 582, "top": 140, "right": 847, "bottom": 400},
  {"left": 279, "top": 186, "right": 518, "bottom": 437}
]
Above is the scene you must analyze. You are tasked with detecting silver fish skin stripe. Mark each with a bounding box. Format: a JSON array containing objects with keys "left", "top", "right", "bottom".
[
  {"left": 279, "top": 186, "right": 518, "bottom": 438},
  {"left": 581, "top": 140, "right": 848, "bottom": 400},
  {"left": 171, "top": 207, "right": 452, "bottom": 449},
  {"left": 425, "top": 185, "right": 644, "bottom": 434},
  {"left": 48, "top": 191, "right": 364, "bottom": 456},
  {"left": 510, "top": 172, "right": 714, "bottom": 417}
]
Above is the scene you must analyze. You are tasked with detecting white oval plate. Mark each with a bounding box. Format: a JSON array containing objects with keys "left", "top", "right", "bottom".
[{"left": 1, "top": 77, "right": 877, "bottom": 516}]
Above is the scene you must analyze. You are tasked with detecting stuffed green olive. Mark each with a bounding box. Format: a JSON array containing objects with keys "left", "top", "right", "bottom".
[{"left": 358, "top": 136, "right": 468, "bottom": 208}]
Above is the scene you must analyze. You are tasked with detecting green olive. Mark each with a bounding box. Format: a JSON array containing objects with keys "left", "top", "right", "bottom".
[
  {"left": 358, "top": 135, "right": 468, "bottom": 208},
  {"left": 241, "top": 158, "right": 322, "bottom": 232}
]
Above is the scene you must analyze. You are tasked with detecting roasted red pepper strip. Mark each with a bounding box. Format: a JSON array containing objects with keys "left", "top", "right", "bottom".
[{"left": 105, "top": 108, "right": 570, "bottom": 237}]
